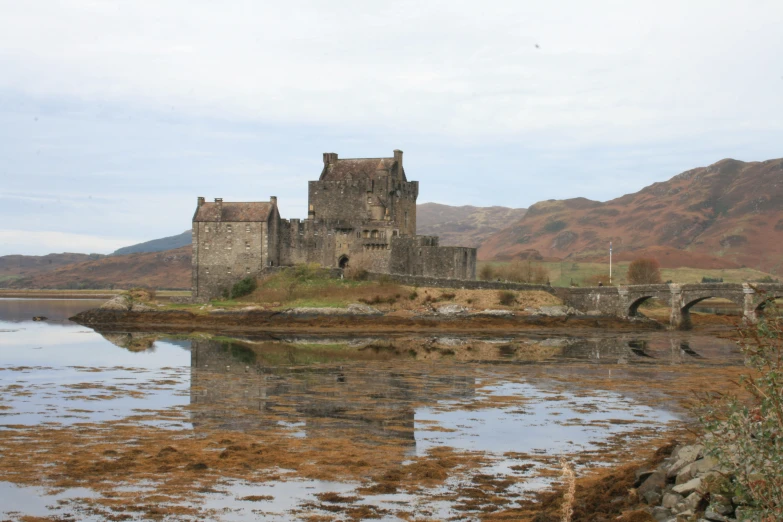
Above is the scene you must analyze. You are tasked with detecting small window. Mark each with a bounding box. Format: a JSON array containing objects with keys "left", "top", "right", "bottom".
[
  {"left": 205, "top": 244, "right": 210, "bottom": 250},
  {"left": 246, "top": 267, "right": 250, "bottom": 274},
  {"left": 205, "top": 226, "right": 210, "bottom": 232},
  {"left": 245, "top": 224, "right": 250, "bottom": 232},
  {"left": 245, "top": 241, "right": 250, "bottom": 251},
  {"left": 205, "top": 268, "right": 210, "bottom": 275},
  {"left": 227, "top": 243, "right": 232, "bottom": 250},
  {"left": 227, "top": 267, "right": 232, "bottom": 274},
  {"left": 227, "top": 224, "right": 233, "bottom": 233}
]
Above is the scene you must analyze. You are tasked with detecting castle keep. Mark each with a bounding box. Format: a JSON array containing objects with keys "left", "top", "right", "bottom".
[{"left": 192, "top": 150, "right": 477, "bottom": 298}]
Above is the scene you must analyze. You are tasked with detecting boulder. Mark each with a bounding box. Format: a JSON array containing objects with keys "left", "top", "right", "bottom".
[
  {"left": 131, "top": 302, "right": 156, "bottom": 312},
  {"left": 638, "top": 470, "right": 667, "bottom": 502},
  {"left": 704, "top": 507, "right": 730, "bottom": 522},
  {"left": 100, "top": 295, "right": 131, "bottom": 311},
  {"left": 662, "top": 492, "right": 683, "bottom": 509},
  {"left": 672, "top": 477, "right": 702, "bottom": 495},
  {"left": 673, "top": 445, "right": 703, "bottom": 465},
  {"left": 651, "top": 506, "right": 672, "bottom": 521},
  {"left": 347, "top": 303, "right": 382, "bottom": 315},
  {"left": 436, "top": 304, "right": 469, "bottom": 316},
  {"left": 474, "top": 309, "right": 514, "bottom": 317},
  {"left": 538, "top": 306, "right": 569, "bottom": 317}
]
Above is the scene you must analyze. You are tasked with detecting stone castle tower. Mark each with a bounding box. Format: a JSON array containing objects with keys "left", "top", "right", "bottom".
[{"left": 192, "top": 150, "right": 476, "bottom": 299}]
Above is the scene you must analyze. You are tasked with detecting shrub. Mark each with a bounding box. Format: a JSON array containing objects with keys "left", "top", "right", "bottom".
[
  {"left": 627, "top": 258, "right": 662, "bottom": 285},
  {"left": 408, "top": 290, "right": 419, "bottom": 301},
  {"left": 495, "top": 260, "right": 549, "bottom": 284},
  {"left": 440, "top": 292, "right": 456, "bottom": 301},
  {"left": 230, "top": 277, "right": 257, "bottom": 299},
  {"left": 479, "top": 264, "right": 495, "bottom": 281},
  {"left": 498, "top": 290, "right": 516, "bottom": 306},
  {"left": 698, "top": 296, "right": 783, "bottom": 519},
  {"left": 702, "top": 276, "right": 724, "bottom": 283},
  {"left": 358, "top": 295, "right": 397, "bottom": 305}
]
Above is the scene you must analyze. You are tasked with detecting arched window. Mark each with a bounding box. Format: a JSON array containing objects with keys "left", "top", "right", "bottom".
[{"left": 371, "top": 230, "right": 379, "bottom": 238}]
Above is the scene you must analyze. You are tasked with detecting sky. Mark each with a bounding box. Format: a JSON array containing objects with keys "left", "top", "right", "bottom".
[{"left": 1, "top": 0, "right": 782, "bottom": 256}]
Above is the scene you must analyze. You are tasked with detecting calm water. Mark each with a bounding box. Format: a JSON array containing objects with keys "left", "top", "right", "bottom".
[{"left": 0, "top": 299, "right": 744, "bottom": 521}]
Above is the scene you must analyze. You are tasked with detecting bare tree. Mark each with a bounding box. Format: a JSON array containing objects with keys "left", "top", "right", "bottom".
[{"left": 627, "top": 258, "right": 662, "bottom": 285}]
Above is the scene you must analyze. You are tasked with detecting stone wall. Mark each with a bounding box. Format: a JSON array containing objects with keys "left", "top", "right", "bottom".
[
  {"left": 366, "top": 272, "right": 555, "bottom": 293},
  {"left": 389, "top": 236, "right": 477, "bottom": 280}
]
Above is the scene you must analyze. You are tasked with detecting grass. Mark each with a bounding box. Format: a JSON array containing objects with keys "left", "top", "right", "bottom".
[{"left": 478, "top": 261, "right": 776, "bottom": 287}]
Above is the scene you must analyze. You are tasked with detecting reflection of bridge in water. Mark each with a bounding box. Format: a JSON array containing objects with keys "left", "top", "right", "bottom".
[{"left": 560, "top": 282, "right": 783, "bottom": 329}]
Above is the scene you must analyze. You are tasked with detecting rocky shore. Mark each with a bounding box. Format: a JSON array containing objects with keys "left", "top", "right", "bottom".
[
  {"left": 635, "top": 443, "right": 747, "bottom": 522},
  {"left": 70, "top": 301, "right": 662, "bottom": 335}
]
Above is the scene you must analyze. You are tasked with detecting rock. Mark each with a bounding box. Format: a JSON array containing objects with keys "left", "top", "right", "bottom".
[
  {"left": 667, "top": 459, "right": 690, "bottom": 479},
  {"left": 638, "top": 470, "right": 667, "bottom": 501},
  {"left": 704, "top": 507, "right": 729, "bottom": 522},
  {"left": 672, "top": 477, "right": 702, "bottom": 495},
  {"left": 662, "top": 492, "right": 683, "bottom": 509},
  {"left": 346, "top": 303, "right": 382, "bottom": 315},
  {"left": 690, "top": 456, "right": 720, "bottom": 475},
  {"left": 635, "top": 468, "right": 655, "bottom": 487},
  {"left": 651, "top": 506, "right": 672, "bottom": 521},
  {"left": 644, "top": 490, "right": 662, "bottom": 506},
  {"left": 538, "top": 306, "right": 569, "bottom": 317},
  {"left": 436, "top": 304, "right": 468, "bottom": 316},
  {"left": 673, "top": 445, "right": 703, "bottom": 465},
  {"left": 31, "top": 316, "right": 47, "bottom": 321},
  {"left": 734, "top": 507, "right": 753, "bottom": 521},
  {"left": 474, "top": 309, "right": 514, "bottom": 316},
  {"left": 684, "top": 491, "right": 703, "bottom": 511},
  {"left": 709, "top": 495, "right": 734, "bottom": 516},
  {"left": 131, "top": 302, "right": 156, "bottom": 312},
  {"left": 676, "top": 511, "right": 694, "bottom": 522},
  {"left": 100, "top": 295, "right": 132, "bottom": 311}
]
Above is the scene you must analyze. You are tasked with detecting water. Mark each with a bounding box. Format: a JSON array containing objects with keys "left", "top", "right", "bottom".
[{"left": 0, "top": 299, "right": 744, "bottom": 521}]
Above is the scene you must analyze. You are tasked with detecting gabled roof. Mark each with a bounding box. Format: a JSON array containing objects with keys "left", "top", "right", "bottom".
[
  {"left": 320, "top": 158, "right": 405, "bottom": 182},
  {"left": 193, "top": 202, "right": 273, "bottom": 222}
]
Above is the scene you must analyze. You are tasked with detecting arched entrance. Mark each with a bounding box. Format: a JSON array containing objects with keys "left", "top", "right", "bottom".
[{"left": 338, "top": 255, "right": 349, "bottom": 269}]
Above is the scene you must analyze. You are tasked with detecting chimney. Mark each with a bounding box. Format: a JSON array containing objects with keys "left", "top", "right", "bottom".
[
  {"left": 214, "top": 198, "right": 223, "bottom": 221},
  {"left": 270, "top": 196, "right": 277, "bottom": 206},
  {"left": 197, "top": 196, "right": 205, "bottom": 207},
  {"left": 323, "top": 152, "right": 338, "bottom": 165},
  {"left": 393, "top": 149, "right": 403, "bottom": 169}
]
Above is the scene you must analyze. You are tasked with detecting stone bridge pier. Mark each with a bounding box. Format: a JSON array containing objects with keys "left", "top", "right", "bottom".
[{"left": 561, "top": 283, "right": 783, "bottom": 330}]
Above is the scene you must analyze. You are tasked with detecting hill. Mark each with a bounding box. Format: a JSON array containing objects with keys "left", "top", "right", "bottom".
[
  {"left": 416, "top": 203, "right": 527, "bottom": 248},
  {"left": 0, "top": 253, "right": 105, "bottom": 286},
  {"left": 479, "top": 158, "right": 783, "bottom": 274},
  {"left": 112, "top": 230, "right": 191, "bottom": 255},
  {"left": 3, "top": 247, "right": 191, "bottom": 290}
]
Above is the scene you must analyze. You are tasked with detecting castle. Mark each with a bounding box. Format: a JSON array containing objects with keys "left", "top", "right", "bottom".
[{"left": 191, "top": 150, "right": 477, "bottom": 298}]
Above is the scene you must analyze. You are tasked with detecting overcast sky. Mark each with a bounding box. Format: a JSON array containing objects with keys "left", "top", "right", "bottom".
[{"left": 1, "top": 1, "right": 782, "bottom": 256}]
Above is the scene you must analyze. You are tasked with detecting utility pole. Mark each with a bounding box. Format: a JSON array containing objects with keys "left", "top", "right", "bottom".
[{"left": 609, "top": 241, "right": 613, "bottom": 285}]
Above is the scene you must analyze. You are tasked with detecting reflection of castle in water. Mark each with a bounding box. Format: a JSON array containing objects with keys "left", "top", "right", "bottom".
[{"left": 188, "top": 339, "right": 475, "bottom": 445}]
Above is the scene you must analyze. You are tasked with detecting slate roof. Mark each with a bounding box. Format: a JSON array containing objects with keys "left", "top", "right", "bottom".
[
  {"left": 320, "top": 158, "right": 404, "bottom": 181},
  {"left": 193, "top": 202, "right": 273, "bottom": 222}
]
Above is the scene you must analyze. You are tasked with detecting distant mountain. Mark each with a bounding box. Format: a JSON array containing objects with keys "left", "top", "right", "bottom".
[
  {"left": 112, "top": 230, "right": 191, "bottom": 255},
  {"left": 0, "top": 253, "right": 105, "bottom": 286},
  {"left": 4, "top": 247, "right": 191, "bottom": 290},
  {"left": 479, "top": 158, "right": 783, "bottom": 274},
  {"left": 417, "top": 203, "right": 528, "bottom": 248}
]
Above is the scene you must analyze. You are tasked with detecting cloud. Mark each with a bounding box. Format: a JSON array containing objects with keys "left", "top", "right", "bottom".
[{"left": 0, "top": 230, "right": 137, "bottom": 257}]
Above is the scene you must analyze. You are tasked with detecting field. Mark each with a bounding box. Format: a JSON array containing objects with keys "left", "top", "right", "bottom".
[{"left": 478, "top": 260, "right": 777, "bottom": 287}]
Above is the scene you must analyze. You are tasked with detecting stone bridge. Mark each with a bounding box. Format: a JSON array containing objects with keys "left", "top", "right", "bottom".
[{"left": 558, "top": 283, "right": 783, "bottom": 330}]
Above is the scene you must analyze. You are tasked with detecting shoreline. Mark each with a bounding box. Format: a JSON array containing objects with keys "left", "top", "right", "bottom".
[{"left": 70, "top": 307, "right": 678, "bottom": 335}]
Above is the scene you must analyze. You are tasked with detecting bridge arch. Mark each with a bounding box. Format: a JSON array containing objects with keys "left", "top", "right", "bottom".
[
  {"left": 754, "top": 295, "right": 783, "bottom": 313},
  {"left": 677, "top": 293, "right": 746, "bottom": 330},
  {"left": 627, "top": 296, "right": 658, "bottom": 317}
]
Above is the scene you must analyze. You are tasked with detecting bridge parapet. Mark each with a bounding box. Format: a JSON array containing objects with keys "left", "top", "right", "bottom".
[{"left": 560, "top": 282, "right": 783, "bottom": 330}]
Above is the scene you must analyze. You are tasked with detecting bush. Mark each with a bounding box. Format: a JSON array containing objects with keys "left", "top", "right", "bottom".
[
  {"left": 702, "top": 276, "right": 724, "bottom": 283},
  {"left": 479, "top": 264, "right": 495, "bottom": 281},
  {"left": 698, "top": 296, "right": 783, "bottom": 519},
  {"left": 627, "top": 258, "right": 662, "bottom": 285},
  {"left": 408, "top": 290, "right": 419, "bottom": 301},
  {"left": 497, "top": 261, "right": 549, "bottom": 284},
  {"left": 498, "top": 290, "right": 516, "bottom": 306},
  {"left": 229, "top": 277, "right": 258, "bottom": 299},
  {"left": 440, "top": 292, "right": 456, "bottom": 301}
]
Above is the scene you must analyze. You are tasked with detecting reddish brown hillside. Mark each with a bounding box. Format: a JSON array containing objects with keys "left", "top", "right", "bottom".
[
  {"left": 6, "top": 247, "right": 191, "bottom": 290},
  {"left": 479, "top": 158, "right": 783, "bottom": 274},
  {"left": 417, "top": 203, "right": 527, "bottom": 248},
  {"left": 0, "top": 253, "right": 105, "bottom": 279}
]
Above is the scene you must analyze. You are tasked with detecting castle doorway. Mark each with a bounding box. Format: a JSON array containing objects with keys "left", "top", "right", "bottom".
[{"left": 338, "top": 255, "right": 349, "bottom": 269}]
